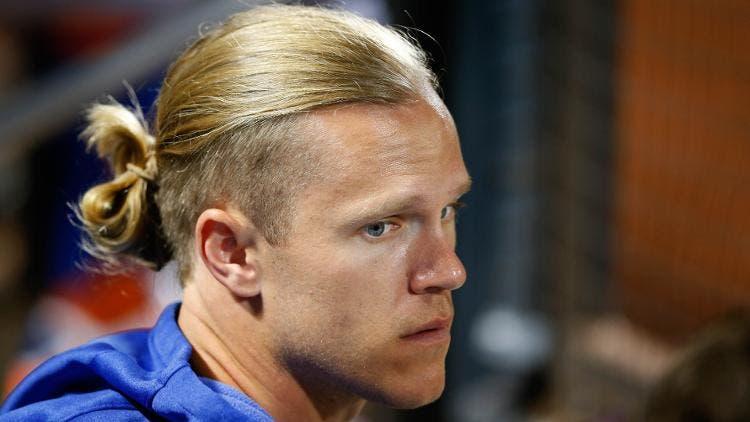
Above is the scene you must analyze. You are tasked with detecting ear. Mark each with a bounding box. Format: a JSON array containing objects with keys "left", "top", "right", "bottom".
[{"left": 195, "top": 208, "right": 262, "bottom": 298}]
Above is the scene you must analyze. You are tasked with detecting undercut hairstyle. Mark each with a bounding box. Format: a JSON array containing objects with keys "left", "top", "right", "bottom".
[{"left": 76, "top": 4, "right": 437, "bottom": 281}]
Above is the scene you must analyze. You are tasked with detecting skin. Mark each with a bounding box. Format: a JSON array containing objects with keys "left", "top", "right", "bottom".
[{"left": 178, "top": 90, "right": 471, "bottom": 422}]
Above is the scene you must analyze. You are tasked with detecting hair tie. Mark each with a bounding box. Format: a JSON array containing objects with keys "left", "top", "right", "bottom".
[{"left": 126, "top": 152, "right": 158, "bottom": 182}]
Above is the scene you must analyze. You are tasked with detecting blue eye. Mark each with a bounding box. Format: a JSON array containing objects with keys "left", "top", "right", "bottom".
[
  {"left": 365, "top": 222, "right": 387, "bottom": 237},
  {"left": 363, "top": 221, "right": 399, "bottom": 238}
]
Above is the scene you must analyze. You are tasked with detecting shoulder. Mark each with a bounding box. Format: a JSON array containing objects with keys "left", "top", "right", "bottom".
[
  {"left": 2, "top": 305, "right": 187, "bottom": 419},
  {"left": 1, "top": 303, "right": 272, "bottom": 420},
  {"left": 2, "top": 329, "right": 158, "bottom": 410},
  {"left": 0, "top": 390, "right": 150, "bottom": 421}
]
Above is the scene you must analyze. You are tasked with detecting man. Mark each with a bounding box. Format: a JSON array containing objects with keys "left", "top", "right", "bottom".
[{"left": 1, "top": 4, "right": 471, "bottom": 421}]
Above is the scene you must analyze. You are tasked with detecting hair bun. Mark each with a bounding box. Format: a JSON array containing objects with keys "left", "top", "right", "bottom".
[
  {"left": 84, "top": 103, "right": 155, "bottom": 175},
  {"left": 77, "top": 102, "right": 169, "bottom": 271}
]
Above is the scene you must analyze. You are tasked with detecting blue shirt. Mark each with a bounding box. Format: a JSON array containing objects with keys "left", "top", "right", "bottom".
[{"left": 1, "top": 303, "right": 273, "bottom": 421}]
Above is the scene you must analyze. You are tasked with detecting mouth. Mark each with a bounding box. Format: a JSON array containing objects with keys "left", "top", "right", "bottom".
[{"left": 401, "top": 317, "right": 452, "bottom": 344}]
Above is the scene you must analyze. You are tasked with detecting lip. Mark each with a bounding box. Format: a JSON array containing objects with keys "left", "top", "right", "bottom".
[{"left": 401, "top": 317, "right": 452, "bottom": 344}]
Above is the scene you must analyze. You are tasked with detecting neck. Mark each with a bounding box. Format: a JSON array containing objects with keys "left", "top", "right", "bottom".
[{"left": 178, "top": 281, "right": 366, "bottom": 422}]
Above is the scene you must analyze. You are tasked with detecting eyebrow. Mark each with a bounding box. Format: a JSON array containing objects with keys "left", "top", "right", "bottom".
[
  {"left": 343, "top": 177, "right": 473, "bottom": 224},
  {"left": 455, "top": 178, "right": 473, "bottom": 197}
]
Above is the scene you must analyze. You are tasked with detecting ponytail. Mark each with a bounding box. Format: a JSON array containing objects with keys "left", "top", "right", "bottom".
[{"left": 77, "top": 101, "right": 171, "bottom": 272}]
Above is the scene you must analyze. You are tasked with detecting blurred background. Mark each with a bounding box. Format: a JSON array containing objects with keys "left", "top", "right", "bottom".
[{"left": 0, "top": 0, "right": 748, "bottom": 420}]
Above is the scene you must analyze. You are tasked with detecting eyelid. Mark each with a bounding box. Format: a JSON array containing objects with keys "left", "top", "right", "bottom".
[
  {"left": 361, "top": 219, "right": 400, "bottom": 239},
  {"left": 442, "top": 201, "right": 467, "bottom": 219},
  {"left": 357, "top": 200, "right": 467, "bottom": 238}
]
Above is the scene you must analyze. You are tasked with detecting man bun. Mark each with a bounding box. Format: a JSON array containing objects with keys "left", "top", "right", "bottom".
[{"left": 77, "top": 101, "right": 171, "bottom": 272}]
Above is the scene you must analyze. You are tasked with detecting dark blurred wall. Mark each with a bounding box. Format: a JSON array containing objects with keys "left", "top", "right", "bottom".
[{"left": 613, "top": 0, "right": 750, "bottom": 341}]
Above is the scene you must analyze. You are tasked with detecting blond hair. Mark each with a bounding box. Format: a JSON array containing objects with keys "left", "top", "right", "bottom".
[{"left": 77, "top": 4, "right": 437, "bottom": 281}]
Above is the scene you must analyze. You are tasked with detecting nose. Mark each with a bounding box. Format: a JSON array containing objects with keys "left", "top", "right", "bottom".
[{"left": 408, "top": 231, "right": 467, "bottom": 294}]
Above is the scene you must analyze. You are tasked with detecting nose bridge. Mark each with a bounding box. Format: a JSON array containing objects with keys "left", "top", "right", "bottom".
[{"left": 409, "top": 225, "right": 466, "bottom": 293}]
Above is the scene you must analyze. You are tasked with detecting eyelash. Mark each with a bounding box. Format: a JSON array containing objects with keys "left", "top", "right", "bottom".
[
  {"left": 361, "top": 201, "right": 467, "bottom": 239},
  {"left": 362, "top": 220, "right": 399, "bottom": 239},
  {"left": 442, "top": 201, "right": 467, "bottom": 221}
]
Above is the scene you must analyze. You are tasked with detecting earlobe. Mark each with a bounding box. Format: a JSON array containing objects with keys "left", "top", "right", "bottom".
[{"left": 196, "top": 208, "right": 262, "bottom": 298}]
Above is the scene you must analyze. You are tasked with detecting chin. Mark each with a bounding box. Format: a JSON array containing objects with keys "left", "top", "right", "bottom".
[
  {"left": 375, "top": 369, "right": 447, "bottom": 409},
  {"left": 385, "top": 385, "right": 445, "bottom": 409},
  {"left": 398, "top": 389, "right": 445, "bottom": 409}
]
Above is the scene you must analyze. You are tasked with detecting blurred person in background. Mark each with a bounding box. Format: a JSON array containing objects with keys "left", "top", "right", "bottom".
[
  {"left": 0, "top": 4, "right": 471, "bottom": 421},
  {"left": 643, "top": 309, "right": 750, "bottom": 422}
]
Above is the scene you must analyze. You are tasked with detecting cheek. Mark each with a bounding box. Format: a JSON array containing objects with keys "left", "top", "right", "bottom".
[
  {"left": 273, "top": 240, "right": 412, "bottom": 339},
  {"left": 332, "top": 239, "right": 412, "bottom": 306}
]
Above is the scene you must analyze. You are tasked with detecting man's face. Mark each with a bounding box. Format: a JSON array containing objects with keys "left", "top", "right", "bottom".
[{"left": 261, "top": 93, "right": 470, "bottom": 408}]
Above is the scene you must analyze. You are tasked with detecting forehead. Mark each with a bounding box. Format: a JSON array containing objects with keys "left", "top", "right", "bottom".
[
  {"left": 289, "top": 96, "right": 469, "bottom": 223},
  {"left": 306, "top": 97, "right": 464, "bottom": 180}
]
